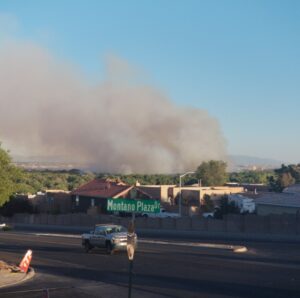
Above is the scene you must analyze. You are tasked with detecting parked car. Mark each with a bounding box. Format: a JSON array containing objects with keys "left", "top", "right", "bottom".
[
  {"left": 142, "top": 208, "right": 181, "bottom": 218},
  {"left": 202, "top": 212, "right": 214, "bottom": 219},
  {"left": 202, "top": 206, "right": 222, "bottom": 219},
  {"left": 81, "top": 224, "right": 137, "bottom": 254},
  {"left": 0, "top": 223, "right": 7, "bottom": 230},
  {"left": 0, "top": 223, "right": 12, "bottom": 231}
]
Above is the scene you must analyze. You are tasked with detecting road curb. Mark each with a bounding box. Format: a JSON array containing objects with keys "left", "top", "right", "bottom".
[
  {"left": 233, "top": 246, "right": 248, "bottom": 253},
  {"left": 0, "top": 267, "right": 35, "bottom": 289},
  {"left": 139, "top": 239, "right": 248, "bottom": 253},
  {"left": 142, "top": 239, "right": 249, "bottom": 254}
]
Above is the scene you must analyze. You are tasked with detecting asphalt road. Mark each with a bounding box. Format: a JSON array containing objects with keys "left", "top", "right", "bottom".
[{"left": 0, "top": 231, "right": 300, "bottom": 298}]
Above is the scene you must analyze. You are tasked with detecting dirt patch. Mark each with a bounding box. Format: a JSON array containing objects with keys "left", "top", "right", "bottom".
[{"left": 0, "top": 260, "right": 21, "bottom": 273}]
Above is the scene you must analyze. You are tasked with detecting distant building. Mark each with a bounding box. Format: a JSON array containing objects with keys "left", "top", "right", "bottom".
[
  {"left": 283, "top": 184, "right": 300, "bottom": 194},
  {"left": 226, "top": 182, "right": 269, "bottom": 193},
  {"left": 255, "top": 192, "right": 300, "bottom": 216},
  {"left": 171, "top": 185, "right": 244, "bottom": 205}
]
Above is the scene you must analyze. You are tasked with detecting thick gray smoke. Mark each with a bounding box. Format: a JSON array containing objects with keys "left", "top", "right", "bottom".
[{"left": 0, "top": 40, "right": 227, "bottom": 173}]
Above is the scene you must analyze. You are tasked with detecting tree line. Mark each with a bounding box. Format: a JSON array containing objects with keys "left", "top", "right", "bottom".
[{"left": 1, "top": 143, "right": 299, "bottom": 207}]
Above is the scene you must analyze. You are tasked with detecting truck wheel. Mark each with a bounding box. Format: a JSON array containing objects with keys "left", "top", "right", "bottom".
[
  {"left": 84, "top": 241, "right": 91, "bottom": 253},
  {"left": 106, "top": 242, "right": 114, "bottom": 255}
]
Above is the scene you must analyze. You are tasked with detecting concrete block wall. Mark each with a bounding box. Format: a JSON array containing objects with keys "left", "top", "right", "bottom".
[
  {"left": 80, "top": 214, "right": 94, "bottom": 226},
  {"left": 296, "top": 216, "right": 300, "bottom": 235},
  {"left": 191, "top": 218, "right": 206, "bottom": 231},
  {"left": 161, "top": 218, "right": 175, "bottom": 230},
  {"left": 56, "top": 215, "right": 64, "bottom": 225},
  {"left": 224, "top": 214, "right": 243, "bottom": 233},
  {"left": 207, "top": 219, "right": 225, "bottom": 232},
  {"left": 62, "top": 214, "right": 71, "bottom": 225},
  {"left": 1, "top": 213, "right": 300, "bottom": 236},
  {"left": 244, "top": 215, "right": 266, "bottom": 234},
  {"left": 146, "top": 218, "right": 161, "bottom": 229},
  {"left": 47, "top": 214, "right": 56, "bottom": 225},
  {"left": 176, "top": 218, "right": 192, "bottom": 230},
  {"left": 119, "top": 217, "right": 131, "bottom": 228},
  {"left": 268, "top": 214, "right": 297, "bottom": 235},
  {"left": 135, "top": 218, "right": 148, "bottom": 229}
]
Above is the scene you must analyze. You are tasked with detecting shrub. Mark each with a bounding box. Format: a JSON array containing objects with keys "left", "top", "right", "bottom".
[
  {"left": 1, "top": 224, "right": 13, "bottom": 231},
  {"left": 0, "top": 196, "right": 34, "bottom": 217}
]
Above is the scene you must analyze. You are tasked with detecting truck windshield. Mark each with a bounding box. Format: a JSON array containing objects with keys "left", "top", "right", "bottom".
[{"left": 106, "top": 226, "right": 127, "bottom": 234}]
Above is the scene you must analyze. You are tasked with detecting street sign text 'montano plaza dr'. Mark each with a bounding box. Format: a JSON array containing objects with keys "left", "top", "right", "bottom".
[{"left": 107, "top": 198, "right": 160, "bottom": 213}]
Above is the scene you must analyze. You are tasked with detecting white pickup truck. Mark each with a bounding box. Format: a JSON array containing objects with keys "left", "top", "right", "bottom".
[
  {"left": 81, "top": 224, "right": 137, "bottom": 255},
  {"left": 142, "top": 208, "right": 181, "bottom": 218}
]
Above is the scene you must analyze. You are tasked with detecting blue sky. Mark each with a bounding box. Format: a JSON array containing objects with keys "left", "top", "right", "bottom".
[{"left": 1, "top": 0, "right": 300, "bottom": 163}]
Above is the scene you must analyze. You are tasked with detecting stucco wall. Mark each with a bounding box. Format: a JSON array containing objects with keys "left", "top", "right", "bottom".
[
  {"left": 172, "top": 186, "right": 244, "bottom": 204},
  {"left": 257, "top": 204, "right": 300, "bottom": 216}
]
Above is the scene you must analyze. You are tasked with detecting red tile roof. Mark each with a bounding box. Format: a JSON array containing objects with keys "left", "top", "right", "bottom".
[{"left": 71, "top": 179, "right": 132, "bottom": 198}]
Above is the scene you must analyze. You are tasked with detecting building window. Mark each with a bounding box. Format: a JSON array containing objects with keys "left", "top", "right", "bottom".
[
  {"left": 75, "top": 195, "right": 79, "bottom": 206},
  {"left": 91, "top": 198, "right": 95, "bottom": 207}
]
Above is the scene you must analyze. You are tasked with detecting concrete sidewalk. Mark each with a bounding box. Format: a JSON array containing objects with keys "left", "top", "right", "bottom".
[{"left": 0, "top": 265, "right": 34, "bottom": 289}]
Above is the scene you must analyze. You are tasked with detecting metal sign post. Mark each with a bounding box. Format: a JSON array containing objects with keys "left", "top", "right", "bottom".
[
  {"left": 128, "top": 258, "right": 133, "bottom": 298},
  {"left": 127, "top": 217, "right": 136, "bottom": 298}
]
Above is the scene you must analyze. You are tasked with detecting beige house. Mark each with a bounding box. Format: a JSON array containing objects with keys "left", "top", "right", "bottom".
[
  {"left": 172, "top": 186, "right": 244, "bottom": 205},
  {"left": 137, "top": 184, "right": 244, "bottom": 206}
]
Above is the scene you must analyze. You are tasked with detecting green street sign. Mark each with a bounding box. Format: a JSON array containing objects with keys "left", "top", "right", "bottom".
[{"left": 107, "top": 199, "right": 160, "bottom": 213}]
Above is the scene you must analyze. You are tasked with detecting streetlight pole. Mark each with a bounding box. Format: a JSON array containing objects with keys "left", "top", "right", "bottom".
[{"left": 179, "top": 171, "right": 195, "bottom": 216}]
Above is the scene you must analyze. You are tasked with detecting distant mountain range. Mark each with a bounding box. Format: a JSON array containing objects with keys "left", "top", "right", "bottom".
[
  {"left": 12, "top": 154, "right": 287, "bottom": 172},
  {"left": 228, "top": 155, "right": 284, "bottom": 171},
  {"left": 12, "top": 155, "right": 68, "bottom": 163},
  {"left": 12, "top": 155, "right": 83, "bottom": 171}
]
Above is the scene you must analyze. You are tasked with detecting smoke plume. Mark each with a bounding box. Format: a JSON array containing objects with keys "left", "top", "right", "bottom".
[{"left": 0, "top": 40, "right": 227, "bottom": 173}]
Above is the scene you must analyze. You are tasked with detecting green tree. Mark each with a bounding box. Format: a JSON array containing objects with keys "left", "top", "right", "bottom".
[
  {"left": 0, "top": 145, "right": 22, "bottom": 206},
  {"left": 287, "top": 164, "right": 300, "bottom": 183},
  {"left": 268, "top": 176, "right": 281, "bottom": 192},
  {"left": 279, "top": 172, "right": 295, "bottom": 188},
  {"left": 229, "top": 170, "right": 273, "bottom": 184},
  {"left": 196, "top": 160, "right": 227, "bottom": 186},
  {"left": 13, "top": 170, "right": 95, "bottom": 193},
  {"left": 202, "top": 194, "right": 214, "bottom": 212},
  {"left": 0, "top": 197, "right": 34, "bottom": 217},
  {"left": 214, "top": 196, "right": 240, "bottom": 219},
  {"left": 269, "top": 164, "right": 297, "bottom": 192}
]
